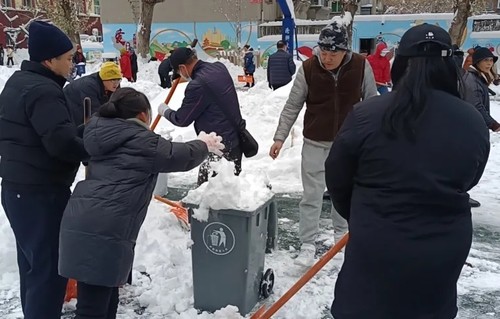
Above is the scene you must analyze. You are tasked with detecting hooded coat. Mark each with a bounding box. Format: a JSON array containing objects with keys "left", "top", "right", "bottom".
[
  {"left": 367, "top": 42, "right": 391, "bottom": 85},
  {"left": 59, "top": 116, "right": 208, "bottom": 287}
]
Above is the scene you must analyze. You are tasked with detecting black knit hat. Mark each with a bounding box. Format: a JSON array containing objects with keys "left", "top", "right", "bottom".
[
  {"left": 169, "top": 47, "right": 196, "bottom": 72},
  {"left": 28, "top": 21, "right": 74, "bottom": 62},
  {"left": 397, "top": 23, "right": 452, "bottom": 57},
  {"left": 317, "top": 21, "right": 348, "bottom": 51},
  {"left": 472, "top": 47, "right": 498, "bottom": 65}
]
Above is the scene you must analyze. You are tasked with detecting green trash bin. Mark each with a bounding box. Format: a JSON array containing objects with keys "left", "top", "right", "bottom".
[{"left": 187, "top": 196, "right": 276, "bottom": 315}]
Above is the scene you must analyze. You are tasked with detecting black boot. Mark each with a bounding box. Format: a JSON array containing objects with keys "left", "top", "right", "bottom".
[{"left": 469, "top": 198, "right": 480, "bottom": 208}]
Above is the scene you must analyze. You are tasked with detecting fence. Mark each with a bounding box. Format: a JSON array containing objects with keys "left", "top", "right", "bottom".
[{"left": 216, "top": 50, "right": 263, "bottom": 68}]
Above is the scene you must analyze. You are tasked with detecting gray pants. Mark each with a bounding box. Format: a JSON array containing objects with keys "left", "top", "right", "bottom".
[{"left": 299, "top": 138, "right": 348, "bottom": 245}]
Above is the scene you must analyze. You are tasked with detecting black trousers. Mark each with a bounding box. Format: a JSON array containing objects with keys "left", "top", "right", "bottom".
[
  {"left": 197, "top": 146, "right": 243, "bottom": 186},
  {"left": 1, "top": 185, "right": 70, "bottom": 319},
  {"left": 75, "top": 282, "right": 119, "bottom": 319},
  {"left": 159, "top": 74, "right": 171, "bottom": 89},
  {"left": 244, "top": 72, "right": 255, "bottom": 87}
]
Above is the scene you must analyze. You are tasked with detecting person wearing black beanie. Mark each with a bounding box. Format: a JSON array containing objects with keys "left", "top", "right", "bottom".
[{"left": 0, "top": 20, "right": 88, "bottom": 319}]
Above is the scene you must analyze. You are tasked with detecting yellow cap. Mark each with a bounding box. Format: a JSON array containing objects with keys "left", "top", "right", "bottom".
[{"left": 99, "top": 62, "right": 122, "bottom": 81}]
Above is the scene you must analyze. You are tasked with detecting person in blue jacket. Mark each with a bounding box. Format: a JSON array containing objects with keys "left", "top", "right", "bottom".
[
  {"left": 267, "top": 40, "right": 296, "bottom": 90},
  {"left": 243, "top": 44, "right": 256, "bottom": 88}
]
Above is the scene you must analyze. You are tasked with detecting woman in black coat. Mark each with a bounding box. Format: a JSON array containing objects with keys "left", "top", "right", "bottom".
[
  {"left": 58, "top": 87, "right": 224, "bottom": 318},
  {"left": 326, "top": 24, "right": 490, "bottom": 319}
]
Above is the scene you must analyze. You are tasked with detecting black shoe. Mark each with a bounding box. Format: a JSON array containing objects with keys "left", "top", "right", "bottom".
[
  {"left": 469, "top": 198, "right": 480, "bottom": 208},
  {"left": 323, "top": 191, "right": 330, "bottom": 200}
]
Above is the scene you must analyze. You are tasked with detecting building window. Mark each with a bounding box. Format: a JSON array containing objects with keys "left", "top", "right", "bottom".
[
  {"left": 76, "top": 0, "right": 86, "bottom": 14},
  {"left": 94, "top": 0, "right": 100, "bottom": 15},
  {"left": 23, "top": 0, "right": 34, "bottom": 7},
  {"left": 1, "top": 0, "right": 14, "bottom": 7},
  {"left": 311, "top": 0, "right": 328, "bottom": 7},
  {"left": 331, "top": 0, "right": 341, "bottom": 13}
]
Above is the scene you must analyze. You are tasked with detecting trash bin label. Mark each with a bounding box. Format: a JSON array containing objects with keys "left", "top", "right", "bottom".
[{"left": 202, "top": 222, "right": 235, "bottom": 256}]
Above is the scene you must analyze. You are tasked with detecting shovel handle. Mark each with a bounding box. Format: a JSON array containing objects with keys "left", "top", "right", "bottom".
[
  {"left": 150, "top": 77, "right": 181, "bottom": 131},
  {"left": 251, "top": 233, "right": 350, "bottom": 319}
]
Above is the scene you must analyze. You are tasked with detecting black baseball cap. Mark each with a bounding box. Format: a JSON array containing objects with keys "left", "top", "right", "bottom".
[
  {"left": 169, "top": 47, "right": 196, "bottom": 72},
  {"left": 397, "top": 24, "right": 453, "bottom": 57}
]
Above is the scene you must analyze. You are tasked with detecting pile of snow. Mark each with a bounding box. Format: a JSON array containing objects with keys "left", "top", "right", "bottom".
[{"left": 182, "top": 160, "right": 273, "bottom": 221}]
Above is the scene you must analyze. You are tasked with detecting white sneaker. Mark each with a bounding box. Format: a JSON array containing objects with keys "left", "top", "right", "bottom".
[{"left": 294, "top": 243, "right": 316, "bottom": 267}]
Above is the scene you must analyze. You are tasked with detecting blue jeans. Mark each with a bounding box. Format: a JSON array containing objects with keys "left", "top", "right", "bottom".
[
  {"left": 1, "top": 185, "right": 71, "bottom": 319},
  {"left": 377, "top": 85, "right": 389, "bottom": 95}
]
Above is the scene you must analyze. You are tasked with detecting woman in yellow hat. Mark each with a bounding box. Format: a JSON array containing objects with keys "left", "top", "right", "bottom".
[{"left": 64, "top": 62, "right": 123, "bottom": 126}]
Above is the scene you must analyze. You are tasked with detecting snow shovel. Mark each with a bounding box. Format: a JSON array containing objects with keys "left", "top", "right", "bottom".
[
  {"left": 151, "top": 38, "right": 198, "bottom": 131},
  {"left": 250, "top": 233, "right": 350, "bottom": 319},
  {"left": 154, "top": 195, "right": 190, "bottom": 230},
  {"left": 64, "top": 97, "right": 93, "bottom": 302}
]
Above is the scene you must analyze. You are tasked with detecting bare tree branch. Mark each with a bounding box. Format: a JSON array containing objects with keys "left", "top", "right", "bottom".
[{"left": 36, "top": 0, "right": 93, "bottom": 45}]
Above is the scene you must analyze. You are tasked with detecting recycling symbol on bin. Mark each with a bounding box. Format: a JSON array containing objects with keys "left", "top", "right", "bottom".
[{"left": 202, "top": 222, "right": 235, "bottom": 256}]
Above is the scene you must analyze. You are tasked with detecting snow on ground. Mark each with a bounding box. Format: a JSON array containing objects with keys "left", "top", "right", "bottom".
[{"left": 0, "top": 52, "right": 499, "bottom": 318}]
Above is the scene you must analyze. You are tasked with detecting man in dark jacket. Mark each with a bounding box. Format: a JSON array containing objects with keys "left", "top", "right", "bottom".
[
  {"left": 64, "top": 61, "right": 122, "bottom": 126},
  {"left": 267, "top": 40, "right": 296, "bottom": 90},
  {"left": 0, "top": 21, "right": 88, "bottom": 319},
  {"left": 157, "top": 47, "right": 244, "bottom": 185},
  {"left": 158, "top": 50, "right": 174, "bottom": 88}
]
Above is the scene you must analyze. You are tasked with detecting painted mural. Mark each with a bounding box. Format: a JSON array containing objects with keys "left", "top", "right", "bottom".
[
  {"left": 103, "top": 22, "right": 263, "bottom": 62},
  {"left": 103, "top": 14, "right": 500, "bottom": 69}
]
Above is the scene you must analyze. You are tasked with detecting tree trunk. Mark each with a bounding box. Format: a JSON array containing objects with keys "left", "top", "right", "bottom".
[
  {"left": 343, "top": 1, "right": 359, "bottom": 49},
  {"left": 293, "top": 0, "right": 311, "bottom": 19},
  {"left": 69, "top": 32, "right": 81, "bottom": 47},
  {"left": 137, "top": 1, "right": 155, "bottom": 58},
  {"left": 448, "top": 0, "right": 472, "bottom": 47}
]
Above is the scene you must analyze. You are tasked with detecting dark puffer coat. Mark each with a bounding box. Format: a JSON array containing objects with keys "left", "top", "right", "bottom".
[
  {"left": 163, "top": 60, "right": 243, "bottom": 150},
  {"left": 326, "top": 90, "right": 490, "bottom": 319},
  {"left": 267, "top": 49, "right": 296, "bottom": 87},
  {"left": 64, "top": 72, "right": 109, "bottom": 126},
  {"left": 59, "top": 116, "right": 208, "bottom": 287},
  {"left": 463, "top": 67, "right": 500, "bottom": 131}
]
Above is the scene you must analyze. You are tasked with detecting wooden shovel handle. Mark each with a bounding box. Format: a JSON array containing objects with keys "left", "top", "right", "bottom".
[
  {"left": 150, "top": 77, "right": 181, "bottom": 132},
  {"left": 251, "top": 233, "right": 350, "bottom": 319}
]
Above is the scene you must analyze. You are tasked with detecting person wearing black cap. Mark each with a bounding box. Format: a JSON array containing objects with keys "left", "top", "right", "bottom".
[
  {"left": 463, "top": 46, "right": 500, "bottom": 132},
  {"left": 269, "top": 21, "right": 377, "bottom": 267},
  {"left": 158, "top": 50, "right": 174, "bottom": 88},
  {"left": 462, "top": 47, "right": 499, "bottom": 209},
  {"left": 0, "top": 21, "right": 88, "bottom": 319},
  {"left": 325, "top": 23, "right": 490, "bottom": 319},
  {"left": 157, "top": 47, "right": 245, "bottom": 185},
  {"left": 267, "top": 40, "right": 296, "bottom": 90}
]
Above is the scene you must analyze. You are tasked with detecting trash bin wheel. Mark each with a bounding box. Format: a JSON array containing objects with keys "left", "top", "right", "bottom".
[{"left": 260, "top": 268, "right": 275, "bottom": 299}]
